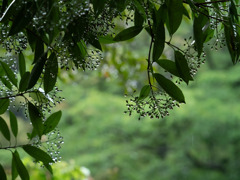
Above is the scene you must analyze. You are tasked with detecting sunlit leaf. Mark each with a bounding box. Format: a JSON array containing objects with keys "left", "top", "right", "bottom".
[
  {"left": 19, "top": 52, "right": 26, "bottom": 78},
  {"left": 9, "top": 111, "right": 18, "bottom": 137},
  {"left": 12, "top": 151, "right": 29, "bottom": 180},
  {"left": 23, "top": 145, "right": 54, "bottom": 164},
  {"left": 43, "top": 111, "right": 62, "bottom": 134},
  {"left": 153, "top": 73, "right": 185, "bottom": 103},
  {"left": 113, "top": 26, "right": 143, "bottom": 41},
  {"left": 138, "top": 85, "right": 151, "bottom": 101},
  {"left": 44, "top": 53, "right": 58, "bottom": 94},
  {"left": 0, "top": 61, "right": 18, "bottom": 87},
  {"left": 0, "top": 98, "right": 9, "bottom": 114},
  {"left": 0, "top": 116, "right": 10, "bottom": 141},
  {"left": 0, "top": 163, "right": 7, "bottom": 180},
  {"left": 28, "top": 102, "right": 44, "bottom": 137}
]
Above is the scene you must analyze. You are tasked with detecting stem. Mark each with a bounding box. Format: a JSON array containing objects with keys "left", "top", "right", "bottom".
[{"left": 0, "top": 90, "right": 36, "bottom": 100}]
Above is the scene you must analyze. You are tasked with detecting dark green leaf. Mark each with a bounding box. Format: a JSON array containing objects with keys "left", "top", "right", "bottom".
[
  {"left": 113, "top": 26, "right": 143, "bottom": 41},
  {"left": 88, "top": 35, "right": 102, "bottom": 51},
  {"left": 44, "top": 163, "right": 53, "bottom": 174},
  {"left": 133, "top": 0, "right": 146, "bottom": 19},
  {"left": 91, "top": 0, "right": 106, "bottom": 16},
  {"left": 138, "top": 85, "right": 151, "bottom": 101},
  {"left": 175, "top": 51, "right": 193, "bottom": 84},
  {"left": 69, "top": 41, "right": 86, "bottom": 70},
  {"left": 28, "top": 52, "right": 47, "bottom": 89},
  {"left": 0, "top": 61, "right": 18, "bottom": 87},
  {"left": 43, "top": 111, "right": 62, "bottom": 134},
  {"left": 29, "top": 89, "right": 51, "bottom": 104},
  {"left": 18, "top": 52, "right": 26, "bottom": 78},
  {"left": 12, "top": 151, "right": 29, "bottom": 180},
  {"left": 28, "top": 102, "right": 43, "bottom": 137},
  {"left": 19, "top": 72, "right": 30, "bottom": 92},
  {"left": 155, "top": 59, "right": 180, "bottom": 77},
  {"left": 229, "top": 0, "right": 238, "bottom": 22},
  {"left": 0, "top": 76, "right": 12, "bottom": 90},
  {"left": 134, "top": 8, "right": 144, "bottom": 27},
  {"left": 23, "top": 145, "right": 54, "bottom": 164},
  {"left": 44, "top": 53, "right": 58, "bottom": 94},
  {"left": 166, "top": 0, "right": 183, "bottom": 35},
  {"left": 153, "top": 73, "right": 185, "bottom": 103},
  {"left": 152, "top": 20, "right": 165, "bottom": 61},
  {"left": 0, "top": 0, "right": 8, "bottom": 16},
  {"left": 0, "top": 163, "right": 7, "bottom": 180},
  {"left": 0, "top": 116, "right": 10, "bottom": 141},
  {"left": 33, "top": 40, "right": 44, "bottom": 64},
  {"left": 193, "top": 13, "right": 208, "bottom": 56},
  {"left": 0, "top": 98, "right": 9, "bottom": 114},
  {"left": 9, "top": 111, "right": 18, "bottom": 137},
  {"left": 8, "top": 2, "right": 37, "bottom": 36},
  {"left": 12, "top": 155, "right": 19, "bottom": 180},
  {"left": 26, "top": 29, "right": 36, "bottom": 51}
]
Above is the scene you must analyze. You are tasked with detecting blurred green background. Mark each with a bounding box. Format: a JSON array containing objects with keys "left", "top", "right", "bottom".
[{"left": 1, "top": 21, "right": 240, "bottom": 180}]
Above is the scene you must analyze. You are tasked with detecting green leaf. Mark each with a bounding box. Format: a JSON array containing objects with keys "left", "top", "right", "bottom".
[
  {"left": 33, "top": 40, "right": 44, "bottom": 64},
  {"left": 19, "top": 72, "right": 30, "bottom": 92},
  {"left": 12, "top": 151, "right": 29, "bottom": 180},
  {"left": 138, "top": 85, "right": 151, "bottom": 101},
  {"left": 19, "top": 52, "right": 26, "bottom": 78},
  {"left": 0, "top": 0, "right": 8, "bottom": 16},
  {"left": 29, "top": 89, "right": 52, "bottom": 104},
  {"left": 174, "top": 51, "right": 193, "bottom": 84},
  {"left": 88, "top": 35, "right": 102, "bottom": 51},
  {"left": 229, "top": 0, "right": 238, "bottom": 22},
  {"left": 69, "top": 41, "right": 86, "bottom": 70},
  {"left": 28, "top": 52, "right": 47, "bottom": 89},
  {"left": 44, "top": 53, "right": 58, "bottom": 94},
  {"left": 28, "top": 102, "right": 44, "bottom": 138},
  {"left": 0, "top": 76, "right": 12, "bottom": 90},
  {"left": 0, "top": 116, "right": 10, "bottom": 141},
  {"left": 23, "top": 145, "right": 54, "bottom": 164},
  {"left": 0, "top": 61, "right": 18, "bottom": 87},
  {"left": 153, "top": 73, "right": 185, "bottom": 103},
  {"left": 0, "top": 163, "right": 7, "bottom": 180},
  {"left": 0, "top": 98, "right": 9, "bottom": 114},
  {"left": 133, "top": 0, "right": 146, "bottom": 19},
  {"left": 113, "top": 26, "right": 143, "bottom": 41},
  {"left": 134, "top": 8, "right": 144, "bottom": 27},
  {"left": 12, "top": 156, "right": 19, "bottom": 180},
  {"left": 152, "top": 20, "right": 165, "bottom": 61},
  {"left": 193, "top": 13, "right": 208, "bottom": 56},
  {"left": 166, "top": 0, "right": 183, "bottom": 35},
  {"left": 8, "top": 2, "right": 37, "bottom": 36},
  {"left": 26, "top": 29, "right": 36, "bottom": 51},
  {"left": 91, "top": 0, "right": 106, "bottom": 16},
  {"left": 9, "top": 111, "right": 18, "bottom": 137},
  {"left": 44, "top": 163, "right": 53, "bottom": 174},
  {"left": 99, "top": 35, "right": 116, "bottom": 44},
  {"left": 43, "top": 111, "right": 62, "bottom": 134},
  {"left": 155, "top": 59, "right": 180, "bottom": 77}
]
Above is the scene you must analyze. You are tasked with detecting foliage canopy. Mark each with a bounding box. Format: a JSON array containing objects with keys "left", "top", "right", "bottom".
[{"left": 0, "top": 0, "right": 240, "bottom": 178}]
